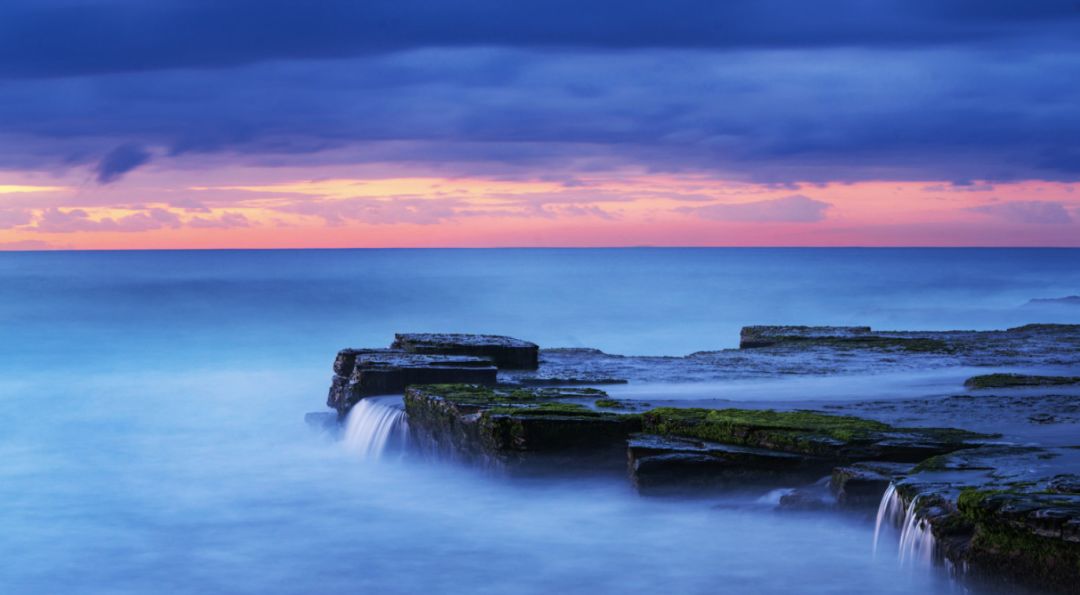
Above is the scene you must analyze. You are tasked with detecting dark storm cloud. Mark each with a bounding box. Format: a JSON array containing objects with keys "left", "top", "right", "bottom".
[
  {"left": 95, "top": 144, "right": 152, "bottom": 183},
  {"left": 0, "top": 2, "right": 1077, "bottom": 186},
  {"left": 0, "top": 0, "right": 1077, "bottom": 78}
]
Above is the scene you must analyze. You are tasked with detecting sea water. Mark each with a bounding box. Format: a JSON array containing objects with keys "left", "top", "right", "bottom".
[{"left": 1, "top": 248, "right": 1077, "bottom": 594}]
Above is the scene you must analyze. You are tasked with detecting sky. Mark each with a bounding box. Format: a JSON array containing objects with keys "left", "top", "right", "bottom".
[{"left": 1, "top": 1, "right": 1079, "bottom": 249}]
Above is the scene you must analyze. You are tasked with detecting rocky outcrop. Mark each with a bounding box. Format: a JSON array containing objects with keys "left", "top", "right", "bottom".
[
  {"left": 392, "top": 333, "right": 539, "bottom": 369},
  {"left": 326, "top": 333, "right": 545, "bottom": 415},
  {"left": 404, "top": 384, "right": 641, "bottom": 470},
  {"left": 328, "top": 351, "right": 497, "bottom": 415}
]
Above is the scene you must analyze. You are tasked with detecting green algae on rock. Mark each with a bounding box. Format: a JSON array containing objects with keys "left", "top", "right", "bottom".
[
  {"left": 640, "top": 407, "right": 989, "bottom": 461},
  {"left": 738, "top": 325, "right": 950, "bottom": 352},
  {"left": 628, "top": 408, "right": 988, "bottom": 494},
  {"left": 964, "top": 373, "right": 1080, "bottom": 390}
]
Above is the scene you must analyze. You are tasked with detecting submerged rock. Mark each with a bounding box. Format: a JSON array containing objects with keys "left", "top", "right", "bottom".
[
  {"left": 328, "top": 351, "right": 497, "bottom": 415},
  {"left": 392, "top": 333, "right": 539, "bottom": 369},
  {"left": 404, "top": 384, "right": 641, "bottom": 470},
  {"left": 964, "top": 373, "right": 1080, "bottom": 390}
]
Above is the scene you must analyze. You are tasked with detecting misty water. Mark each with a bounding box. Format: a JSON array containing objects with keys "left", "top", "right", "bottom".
[{"left": 2, "top": 248, "right": 1079, "bottom": 594}]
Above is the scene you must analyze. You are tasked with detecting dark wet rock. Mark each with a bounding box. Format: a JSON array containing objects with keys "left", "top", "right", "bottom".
[
  {"left": 640, "top": 407, "right": 989, "bottom": 461},
  {"left": 964, "top": 373, "right": 1080, "bottom": 390},
  {"left": 1047, "top": 474, "right": 1080, "bottom": 494},
  {"left": 509, "top": 376, "right": 629, "bottom": 387},
  {"left": 327, "top": 350, "right": 497, "bottom": 414},
  {"left": 392, "top": 333, "right": 539, "bottom": 369},
  {"left": 403, "top": 384, "right": 641, "bottom": 471},
  {"left": 882, "top": 446, "right": 1080, "bottom": 594},
  {"left": 499, "top": 325, "right": 1080, "bottom": 388},
  {"left": 740, "top": 325, "right": 872, "bottom": 348},
  {"left": 739, "top": 325, "right": 950, "bottom": 352},
  {"left": 332, "top": 348, "right": 396, "bottom": 376},
  {"left": 830, "top": 462, "right": 912, "bottom": 509},
  {"left": 628, "top": 433, "right": 821, "bottom": 493},
  {"left": 628, "top": 408, "right": 986, "bottom": 493}
]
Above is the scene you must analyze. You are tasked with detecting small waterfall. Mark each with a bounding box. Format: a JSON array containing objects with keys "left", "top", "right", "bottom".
[
  {"left": 343, "top": 397, "right": 409, "bottom": 460},
  {"left": 897, "top": 497, "right": 936, "bottom": 566},
  {"left": 874, "top": 483, "right": 936, "bottom": 566},
  {"left": 873, "top": 483, "right": 904, "bottom": 554}
]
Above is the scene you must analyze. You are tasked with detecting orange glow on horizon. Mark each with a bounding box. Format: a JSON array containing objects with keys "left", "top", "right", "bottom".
[{"left": 2, "top": 170, "right": 1079, "bottom": 249}]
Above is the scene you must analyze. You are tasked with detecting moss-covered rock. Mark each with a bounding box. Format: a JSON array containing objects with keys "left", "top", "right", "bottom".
[
  {"left": 964, "top": 373, "right": 1080, "bottom": 390},
  {"left": 640, "top": 407, "right": 988, "bottom": 461},
  {"left": 629, "top": 408, "right": 985, "bottom": 493},
  {"left": 404, "top": 384, "right": 641, "bottom": 470},
  {"left": 738, "top": 326, "right": 950, "bottom": 352}
]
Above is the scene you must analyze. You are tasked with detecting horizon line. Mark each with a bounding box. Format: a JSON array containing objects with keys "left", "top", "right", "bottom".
[{"left": 3, "top": 245, "right": 1080, "bottom": 253}]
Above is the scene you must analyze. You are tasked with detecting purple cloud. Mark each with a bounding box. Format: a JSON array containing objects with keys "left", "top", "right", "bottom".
[
  {"left": 677, "top": 195, "right": 832, "bottom": 223},
  {"left": 35, "top": 207, "right": 181, "bottom": 233},
  {"left": 0, "top": 208, "right": 33, "bottom": 229},
  {"left": 968, "top": 200, "right": 1074, "bottom": 224},
  {"left": 187, "top": 212, "right": 252, "bottom": 229}
]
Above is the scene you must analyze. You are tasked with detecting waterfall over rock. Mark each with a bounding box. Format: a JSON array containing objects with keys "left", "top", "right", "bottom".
[
  {"left": 343, "top": 397, "right": 409, "bottom": 459},
  {"left": 873, "top": 483, "right": 903, "bottom": 555},
  {"left": 897, "top": 497, "right": 936, "bottom": 566},
  {"left": 873, "top": 483, "right": 936, "bottom": 566}
]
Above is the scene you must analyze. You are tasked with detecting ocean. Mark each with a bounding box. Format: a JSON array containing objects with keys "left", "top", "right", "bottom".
[{"left": 1, "top": 248, "right": 1077, "bottom": 594}]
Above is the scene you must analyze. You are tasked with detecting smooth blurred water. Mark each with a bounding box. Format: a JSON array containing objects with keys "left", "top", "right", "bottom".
[{"left": 1, "top": 248, "right": 1077, "bottom": 594}]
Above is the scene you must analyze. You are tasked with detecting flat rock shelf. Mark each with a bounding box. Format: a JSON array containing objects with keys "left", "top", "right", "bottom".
[{"left": 312, "top": 327, "right": 1080, "bottom": 594}]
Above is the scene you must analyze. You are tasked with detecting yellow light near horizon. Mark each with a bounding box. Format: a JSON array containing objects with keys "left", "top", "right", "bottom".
[
  {"left": 0, "top": 184, "right": 67, "bottom": 194},
  {"left": 194, "top": 177, "right": 571, "bottom": 200}
]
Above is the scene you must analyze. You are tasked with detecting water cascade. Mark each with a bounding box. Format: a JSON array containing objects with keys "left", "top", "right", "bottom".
[
  {"left": 897, "top": 497, "right": 936, "bottom": 566},
  {"left": 343, "top": 397, "right": 410, "bottom": 459},
  {"left": 873, "top": 483, "right": 904, "bottom": 555},
  {"left": 873, "top": 483, "right": 937, "bottom": 566}
]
